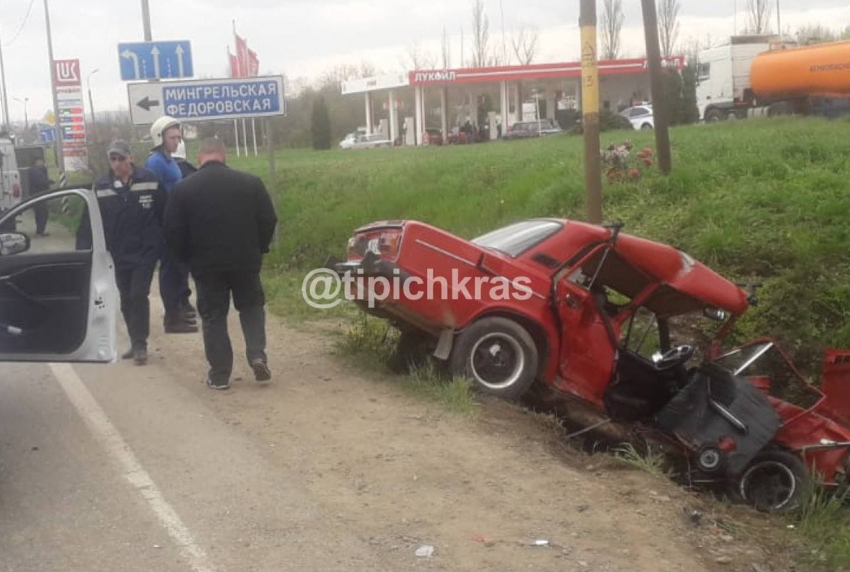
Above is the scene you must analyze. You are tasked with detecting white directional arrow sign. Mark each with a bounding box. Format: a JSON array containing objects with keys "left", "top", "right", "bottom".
[
  {"left": 120, "top": 50, "right": 140, "bottom": 79},
  {"left": 151, "top": 46, "right": 161, "bottom": 79},
  {"left": 175, "top": 44, "right": 185, "bottom": 77}
]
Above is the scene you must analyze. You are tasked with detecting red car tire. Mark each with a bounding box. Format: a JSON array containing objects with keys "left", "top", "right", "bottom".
[{"left": 450, "top": 317, "right": 538, "bottom": 400}]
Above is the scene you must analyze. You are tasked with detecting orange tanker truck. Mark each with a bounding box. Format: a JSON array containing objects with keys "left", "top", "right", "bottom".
[{"left": 696, "top": 35, "right": 850, "bottom": 122}]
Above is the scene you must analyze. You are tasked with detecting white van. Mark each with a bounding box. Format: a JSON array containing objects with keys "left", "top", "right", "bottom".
[{"left": 0, "top": 133, "right": 23, "bottom": 225}]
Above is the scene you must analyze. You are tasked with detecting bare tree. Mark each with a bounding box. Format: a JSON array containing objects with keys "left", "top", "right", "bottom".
[
  {"left": 795, "top": 23, "right": 837, "bottom": 45},
  {"left": 402, "top": 42, "right": 437, "bottom": 71},
  {"left": 746, "top": 0, "right": 773, "bottom": 35},
  {"left": 658, "top": 0, "right": 680, "bottom": 58},
  {"left": 601, "top": 0, "right": 625, "bottom": 60},
  {"left": 441, "top": 27, "right": 452, "bottom": 69},
  {"left": 511, "top": 25, "right": 540, "bottom": 65},
  {"left": 471, "top": 0, "right": 491, "bottom": 67}
]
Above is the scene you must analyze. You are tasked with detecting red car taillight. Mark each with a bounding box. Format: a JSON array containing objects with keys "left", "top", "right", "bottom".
[
  {"left": 12, "top": 183, "right": 21, "bottom": 198},
  {"left": 379, "top": 230, "right": 403, "bottom": 261}
]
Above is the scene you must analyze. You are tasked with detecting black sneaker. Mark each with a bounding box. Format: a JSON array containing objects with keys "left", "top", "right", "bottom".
[
  {"left": 205, "top": 376, "right": 230, "bottom": 390},
  {"left": 164, "top": 319, "right": 198, "bottom": 334},
  {"left": 133, "top": 347, "right": 148, "bottom": 366},
  {"left": 181, "top": 300, "right": 197, "bottom": 318},
  {"left": 250, "top": 359, "right": 271, "bottom": 382}
]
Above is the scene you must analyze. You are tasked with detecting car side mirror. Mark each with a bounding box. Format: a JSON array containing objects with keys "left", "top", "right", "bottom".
[{"left": 0, "top": 232, "right": 30, "bottom": 256}]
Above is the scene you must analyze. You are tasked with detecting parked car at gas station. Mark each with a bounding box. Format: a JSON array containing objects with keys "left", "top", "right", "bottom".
[
  {"left": 502, "top": 118, "right": 563, "bottom": 140},
  {"left": 340, "top": 132, "right": 393, "bottom": 150},
  {"left": 620, "top": 105, "right": 655, "bottom": 130}
]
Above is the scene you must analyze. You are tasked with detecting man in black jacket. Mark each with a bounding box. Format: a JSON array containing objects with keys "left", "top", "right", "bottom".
[
  {"left": 164, "top": 138, "right": 278, "bottom": 390},
  {"left": 29, "top": 157, "right": 54, "bottom": 235}
]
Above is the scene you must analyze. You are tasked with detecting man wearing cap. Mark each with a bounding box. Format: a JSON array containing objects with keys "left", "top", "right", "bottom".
[
  {"left": 145, "top": 115, "right": 198, "bottom": 334},
  {"left": 76, "top": 140, "right": 167, "bottom": 365}
]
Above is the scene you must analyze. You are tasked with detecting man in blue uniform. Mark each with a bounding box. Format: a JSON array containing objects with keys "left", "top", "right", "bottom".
[
  {"left": 77, "top": 140, "right": 167, "bottom": 365},
  {"left": 145, "top": 116, "right": 198, "bottom": 333}
]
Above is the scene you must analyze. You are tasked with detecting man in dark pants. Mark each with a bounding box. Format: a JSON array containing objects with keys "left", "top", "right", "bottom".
[
  {"left": 146, "top": 115, "right": 198, "bottom": 333},
  {"left": 77, "top": 140, "right": 167, "bottom": 365},
  {"left": 164, "top": 138, "right": 278, "bottom": 390},
  {"left": 29, "top": 157, "right": 54, "bottom": 235}
]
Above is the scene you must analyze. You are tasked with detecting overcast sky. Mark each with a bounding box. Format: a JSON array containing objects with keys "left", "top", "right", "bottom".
[{"left": 0, "top": 0, "right": 847, "bottom": 123}]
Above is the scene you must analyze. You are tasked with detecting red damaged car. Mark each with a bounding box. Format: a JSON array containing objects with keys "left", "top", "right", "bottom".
[{"left": 334, "top": 218, "right": 850, "bottom": 510}]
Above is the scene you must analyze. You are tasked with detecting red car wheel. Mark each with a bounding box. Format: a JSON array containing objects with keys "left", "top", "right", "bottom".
[{"left": 450, "top": 317, "right": 538, "bottom": 400}]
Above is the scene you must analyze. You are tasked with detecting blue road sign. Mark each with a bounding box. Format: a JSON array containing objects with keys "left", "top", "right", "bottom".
[
  {"left": 127, "top": 76, "right": 286, "bottom": 124},
  {"left": 118, "top": 41, "right": 193, "bottom": 81},
  {"left": 39, "top": 129, "right": 56, "bottom": 143}
]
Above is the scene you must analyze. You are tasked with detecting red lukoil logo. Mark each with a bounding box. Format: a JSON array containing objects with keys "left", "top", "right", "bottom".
[{"left": 54, "top": 60, "right": 81, "bottom": 87}]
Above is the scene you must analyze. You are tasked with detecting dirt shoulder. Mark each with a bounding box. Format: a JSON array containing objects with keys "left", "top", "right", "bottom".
[{"left": 148, "top": 308, "right": 811, "bottom": 572}]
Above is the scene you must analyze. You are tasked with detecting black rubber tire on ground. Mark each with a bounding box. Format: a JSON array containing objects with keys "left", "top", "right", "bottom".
[
  {"left": 705, "top": 108, "right": 723, "bottom": 123},
  {"left": 449, "top": 317, "right": 539, "bottom": 400},
  {"left": 389, "top": 330, "right": 437, "bottom": 374},
  {"left": 733, "top": 449, "right": 809, "bottom": 512}
]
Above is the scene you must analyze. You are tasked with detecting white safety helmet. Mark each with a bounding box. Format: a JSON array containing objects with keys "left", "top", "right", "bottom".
[
  {"left": 150, "top": 115, "right": 181, "bottom": 148},
  {"left": 173, "top": 139, "right": 187, "bottom": 160}
]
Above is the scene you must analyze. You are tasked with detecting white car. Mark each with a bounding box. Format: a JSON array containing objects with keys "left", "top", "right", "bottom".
[
  {"left": 342, "top": 133, "right": 393, "bottom": 150},
  {"left": 620, "top": 105, "right": 655, "bottom": 130},
  {"left": 0, "top": 187, "right": 119, "bottom": 363}
]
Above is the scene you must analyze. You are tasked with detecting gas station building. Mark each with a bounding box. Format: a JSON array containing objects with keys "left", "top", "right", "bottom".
[{"left": 341, "top": 57, "right": 684, "bottom": 146}]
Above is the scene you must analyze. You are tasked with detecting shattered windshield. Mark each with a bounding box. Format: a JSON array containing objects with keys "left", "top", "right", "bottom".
[
  {"left": 714, "top": 342, "right": 774, "bottom": 375},
  {"left": 714, "top": 342, "right": 821, "bottom": 409}
]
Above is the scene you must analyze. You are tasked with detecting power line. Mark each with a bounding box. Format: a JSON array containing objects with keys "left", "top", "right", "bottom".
[{"left": 2, "top": 0, "right": 38, "bottom": 47}]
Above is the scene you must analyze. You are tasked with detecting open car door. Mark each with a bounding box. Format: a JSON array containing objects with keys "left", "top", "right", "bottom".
[{"left": 0, "top": 188, "right": 117, "bottom": 362}]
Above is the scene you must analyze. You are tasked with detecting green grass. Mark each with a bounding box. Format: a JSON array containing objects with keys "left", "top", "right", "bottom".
[
  {"left": 332, "top": 313, "right": 478, "bottom": 418},
  {"left": 796, "top": 478, "right": 850, "bottom": 568},
  {"left": 225, "top": 116, "right": 850, "bottom": 378},
  {"left": 610, "top": 441, "right": 673, "bottom": 479}
]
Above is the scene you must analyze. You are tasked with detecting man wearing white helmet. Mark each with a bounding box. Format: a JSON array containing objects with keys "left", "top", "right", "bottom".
[{"left": 146, "top": 115, "right": 198, "bottom": 333}]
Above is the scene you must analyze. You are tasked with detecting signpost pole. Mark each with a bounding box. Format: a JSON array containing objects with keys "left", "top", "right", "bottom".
[
  {"left": 141, "top": 0, "right": 152, "bottom": 41},
  {"left": 241, "top": 118, "right": 248, "bottom": 157},
  {"left": 266, "top": 118, "right": 278, "bottom": 247},
  {"left": 43, "top": 0, "right": 64, "bottom": 175},
  {"left": 252, "top": 118, "right": 258, "bottom": 156},
  {"left": 234, "top": 119, "right": 240, "bottom": 157}
]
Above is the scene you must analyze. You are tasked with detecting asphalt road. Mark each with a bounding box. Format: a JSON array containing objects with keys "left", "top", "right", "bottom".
[{"left": 0, "top": 351, "right": 388, "bottom": 572}]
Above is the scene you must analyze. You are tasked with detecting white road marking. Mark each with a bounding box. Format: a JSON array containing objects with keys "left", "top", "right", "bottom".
[{"left": 49, "top": 363, "right": 216, "bottom": 572}]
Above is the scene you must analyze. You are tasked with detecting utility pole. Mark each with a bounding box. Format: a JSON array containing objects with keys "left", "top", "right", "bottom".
[
  {"left": 640, "top": 0, "right": 672, "bottom": 175},
  {"left": 776, "top": 0, "right": 781, "bottom": 35},
  {"left": 141, "top": 0, "right": 152, "bottom": 41},
  {"left": 44, "top": 0, "right": 64, "bottom": 172},
  {"left": 0, "top": 24, "right": 10, "bottom": 133},
  {"left": 499, "top": 0, "right": 507, "bottom": 64},
  {"left": 87, "top": 69, "right": 99, "bottom": 141},
  {"left": 580, "top": 0, "right": 602, "bottom": 224}
]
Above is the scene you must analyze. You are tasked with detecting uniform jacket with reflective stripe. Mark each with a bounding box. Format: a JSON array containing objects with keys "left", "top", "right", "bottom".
[{"left": 80, "top": 166, "right": 167, "bottom": 270}]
